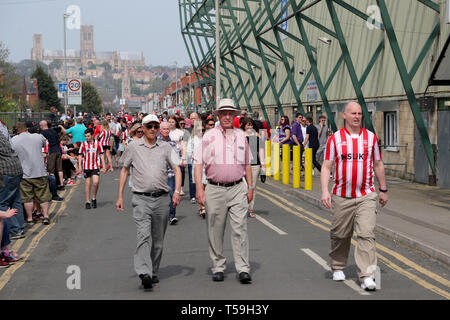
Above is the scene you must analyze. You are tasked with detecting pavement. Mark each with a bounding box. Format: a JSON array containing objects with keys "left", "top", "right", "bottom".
[{"left": 265, "top": 170, "right": 450, "bottom": 267}]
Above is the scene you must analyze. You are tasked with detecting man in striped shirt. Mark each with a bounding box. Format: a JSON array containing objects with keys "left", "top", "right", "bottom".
[
  {"left": 321, "top": 102, "right": 388, "bottom": 291},
  {"left": 78, "top": 128, "right": 106, "bottom": 209}
]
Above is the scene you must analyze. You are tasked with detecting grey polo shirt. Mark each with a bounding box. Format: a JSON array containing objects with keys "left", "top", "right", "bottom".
[{"left": 120, "top": 137, "right": 180, "bottom": 193}]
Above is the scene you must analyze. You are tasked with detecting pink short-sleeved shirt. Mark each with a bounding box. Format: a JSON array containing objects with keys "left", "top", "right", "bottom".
[{"left": 193, "top": 126, "right": 252, "bottom": 183}]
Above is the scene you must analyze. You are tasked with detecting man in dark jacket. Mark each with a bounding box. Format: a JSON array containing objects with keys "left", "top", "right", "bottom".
[
  {"left": 303, "top": 116, "right": 321, "bottom": 172},
  {"left": 39, "top": 120, "right": 64, "bottom": 190}
]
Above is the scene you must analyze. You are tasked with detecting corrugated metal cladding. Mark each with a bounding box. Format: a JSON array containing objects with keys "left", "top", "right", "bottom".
[{"left": 221, "top": 0, "right": 449, "bottom": 109}]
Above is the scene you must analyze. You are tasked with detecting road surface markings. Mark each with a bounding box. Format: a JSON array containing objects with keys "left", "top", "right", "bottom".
[
  {"left": 255, "top": 215, "right": 288, "bottom": 235},
  {"left": 301, "top": 248, "right": 371, "bottom": 296},
  {"left": 11, "top": 190, "right": 65, "bottom": 254},
  {"left": 257, "top": 186, "right": 450, "bottom": 299},
  {"left": 0, "top": 184, "right": 78, "bottom": 291},
  {"left": 258, "top": 185, "right": 450, "bottom": 288}
]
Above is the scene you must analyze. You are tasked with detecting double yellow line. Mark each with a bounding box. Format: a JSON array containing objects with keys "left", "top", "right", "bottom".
[
  {"left": 0, "top": 182, "right": 78, "bottom": 291},
  {"left": 256, "top": 185, "right": 450, "bottom": 299}
]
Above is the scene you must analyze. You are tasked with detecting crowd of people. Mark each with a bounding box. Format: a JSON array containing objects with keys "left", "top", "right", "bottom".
[{"left": 0, "top": 100, "right": 388, "bottom": 294}]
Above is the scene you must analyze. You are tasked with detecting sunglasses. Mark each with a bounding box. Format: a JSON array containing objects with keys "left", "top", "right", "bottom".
[
  {"left": 180, "top": 123, "right": 185, "bottom": 125},
  {"left": 136, "top": 130, "right": 144, "bottom": 134},
  {"left": 144, "top": 124, "right": 160, "bottom": 130}
]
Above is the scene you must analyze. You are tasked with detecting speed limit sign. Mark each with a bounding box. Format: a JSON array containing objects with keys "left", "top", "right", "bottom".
[{"left": 68, "top": 78, "right": 82, "bottom": 105}]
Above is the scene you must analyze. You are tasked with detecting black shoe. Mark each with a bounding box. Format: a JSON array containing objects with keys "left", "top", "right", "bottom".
[
  {"left": 85, "top": 202, "right": 91, "bottom": 209},
  {"left": 169, "top": 217, "right": 178, "bottom": 225},
  {"left": 56, "top": 186, "right": 65, "bottom": 191},
  {"left": 238, "top": 272, "right": 252, "bottom": 284},
  {"left": 212, "top": 272, "right": 224, "bottom": 282},
  {"left": 152, "top": 276, "right": 159, "bottom": 284},
  {"left": 42, "top": 217, "right": 50, "bottom": 225},
  {"left": 52, "top": 196, "right": 64, "bottom": 202},
  {"left": 139, "top": 274, "right": 153, "bottom": 291},
  {"left": 91, "top": 199, "right": 97, "bottom": 208}
]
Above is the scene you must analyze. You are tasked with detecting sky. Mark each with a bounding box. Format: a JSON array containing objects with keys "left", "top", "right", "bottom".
[{"left": 0, "top": 0, "right": 191, "bottom": 67}]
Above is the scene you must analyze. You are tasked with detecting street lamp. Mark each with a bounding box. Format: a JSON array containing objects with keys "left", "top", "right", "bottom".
[
  {"left": 174, "top": 61, "right": 178, "bottom": 111},
  {"left": 215, "top": 0, "right": 220, "bottom": 109},
  {"left": 63, "top": 11, "right": 73, "bottom": 117}
]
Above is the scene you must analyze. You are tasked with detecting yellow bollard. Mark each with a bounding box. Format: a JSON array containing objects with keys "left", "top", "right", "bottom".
[
  {"left": 304, "top": 148, "right": 312, "bottom": 190},
  {"left": 273, "top": 142, "right": 280, "bottom": 180},
  {"left": 292, "top": 145, "right": 301, "bottom": 188},
  {"left": 265, "top": 140, "right": 271, "bottom": 176},
  {"left": 282, "top": 144, "right": 290, "bottom": 184}
]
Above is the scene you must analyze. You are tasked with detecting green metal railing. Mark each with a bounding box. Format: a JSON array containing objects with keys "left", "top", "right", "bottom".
[{"left": 179, "top": 0, "right": 442, "bottom": 175}]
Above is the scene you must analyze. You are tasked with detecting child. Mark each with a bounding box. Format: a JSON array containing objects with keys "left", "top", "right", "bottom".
[
  {"left": 97, "top": 120, "right": 113, "bottom": 172},
  {"left": 77, "top": 128, "right": 106, "bottom": 209}
]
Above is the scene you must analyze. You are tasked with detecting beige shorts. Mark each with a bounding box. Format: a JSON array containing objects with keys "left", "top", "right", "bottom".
[{"left": 20, "top": 177, "right": 52, "bottom": 203}]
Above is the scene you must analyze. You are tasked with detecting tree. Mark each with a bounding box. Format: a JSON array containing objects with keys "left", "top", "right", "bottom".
[
  {"left": 0, "top": 42, "right": 21, "bottom": 102},
  {"left": 79, "top": 81, "right": 102, "bottom": 114},
  {"left": 31, "top": 65, "right": 61, "bottom": 110},
  {"left": 48, "top": 59, "right": 62, "bottom": 70},
  {"left": 100, "top": 62, "right": 112, "bottom": 71},
  {"left": 13, "top": 59, "right": 48, "bottom": 78}
]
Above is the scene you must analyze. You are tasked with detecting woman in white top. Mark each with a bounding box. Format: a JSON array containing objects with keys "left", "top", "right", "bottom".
[
  {"left": 186, "top": 120, "right": 207, "bottom": 218},
  {"left": 241, "top": 118, "right": 265, "bottom": 218},
  {"left": 168, "top": 115, "right": 186, "bottom": 195}
]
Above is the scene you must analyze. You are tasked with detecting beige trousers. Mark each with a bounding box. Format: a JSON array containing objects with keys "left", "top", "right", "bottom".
[
  {"left": 205, "top": 181, "right": 250, "bottom": 274},
  {"left": 330, "top": 192, "right": 378, "bottom": 281},
  {"left": 247, "top": 165, "right": 260, "bottom": 211}
]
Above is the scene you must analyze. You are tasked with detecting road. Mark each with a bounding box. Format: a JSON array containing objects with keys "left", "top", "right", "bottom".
[{"left": 0, "top": 170, "right": 448, "bottom": 302}]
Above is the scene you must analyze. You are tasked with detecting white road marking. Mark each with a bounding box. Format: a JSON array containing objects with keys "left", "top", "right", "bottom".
[
  {"left": 255, "top": 215, "right": 288, "bottom": 235},
  {"left": 301, "top": 248, "right": 371, "bottom": 296}
]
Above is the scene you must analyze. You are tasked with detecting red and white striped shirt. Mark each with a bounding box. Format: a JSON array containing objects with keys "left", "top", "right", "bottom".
[
  {"left": 121, "top": 129, "right": 129, "bottom": 143},
  {"left": 42, "top": 140, "right": 49, "bottom": 168},
  {"left": 98, "top": 129, "right": 111, "bottom": 147},
  {"left": 325, "top": 128, "right": 381, "bottom": 198},
  {"left": 79, "top": 140, "right": 104, "bottom": 170}
]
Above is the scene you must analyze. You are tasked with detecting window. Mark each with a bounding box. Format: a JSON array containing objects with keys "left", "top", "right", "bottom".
[{"left": 384, "top": 111, "right": 398, "bottom": 151}]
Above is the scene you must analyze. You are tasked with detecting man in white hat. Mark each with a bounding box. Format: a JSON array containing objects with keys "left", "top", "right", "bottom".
[
  {"left": 193, "top": 98, "right": 254, "bottom": 284},
  {"left": 116, "top": 114, "right": 182, "bottom": 291}
]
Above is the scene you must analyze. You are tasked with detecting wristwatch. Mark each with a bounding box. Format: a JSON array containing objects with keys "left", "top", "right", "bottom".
[
  {"left": 379, "top": 188, "right": 388, "bottom": 193},
  {"left": 248, "top": 186, "right": 255, "bottom": 190},
  {"left": 174, "top": 190, "right": 181, "bottom": 194}
]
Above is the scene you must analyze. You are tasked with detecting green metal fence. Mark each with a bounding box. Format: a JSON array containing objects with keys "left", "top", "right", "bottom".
[
  {"left": 0, "top": 112, "right": 50, "bottom": 131},
  {"left": 180, "top": 0, "right": 446, "bottom": 176}
]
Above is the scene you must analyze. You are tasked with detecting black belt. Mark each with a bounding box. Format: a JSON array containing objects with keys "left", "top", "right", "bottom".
[
  {"left": 208, "top": 180, "right": 242, "bottom": 187},
  {"left": 133, "top": 190, "right": 168, "bottom": 198}
]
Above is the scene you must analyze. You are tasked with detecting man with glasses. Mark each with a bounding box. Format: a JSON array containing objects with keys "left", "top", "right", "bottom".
[
  {"left": 194, "top": 99, "right": 254, "bottom": 285},
  {"left": 316, "top": 115, "right": 329, "bottom": 164},
  {"left": 116, "top": 114, "right": 181, "bottom": 292}
]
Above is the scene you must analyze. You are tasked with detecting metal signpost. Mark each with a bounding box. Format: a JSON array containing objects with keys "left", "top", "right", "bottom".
[{"left": 68, "top": 78, "right": 82, "bottom": 105}]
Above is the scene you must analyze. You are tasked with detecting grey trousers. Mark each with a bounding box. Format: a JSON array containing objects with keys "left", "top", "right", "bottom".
[
  {"left": 132, "top": 193, "right": 170, "bottom": 277},
  {"left": 205, "top": 181, "right": 250, "bottom": 274}
]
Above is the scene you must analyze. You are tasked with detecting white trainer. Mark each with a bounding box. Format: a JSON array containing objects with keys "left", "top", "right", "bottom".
[
  {"left": 361, "top": 277, "right": 376, "bottom": 291},
  {"left": 332, "top": 270, "right": 346, "bottom": 281}
]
